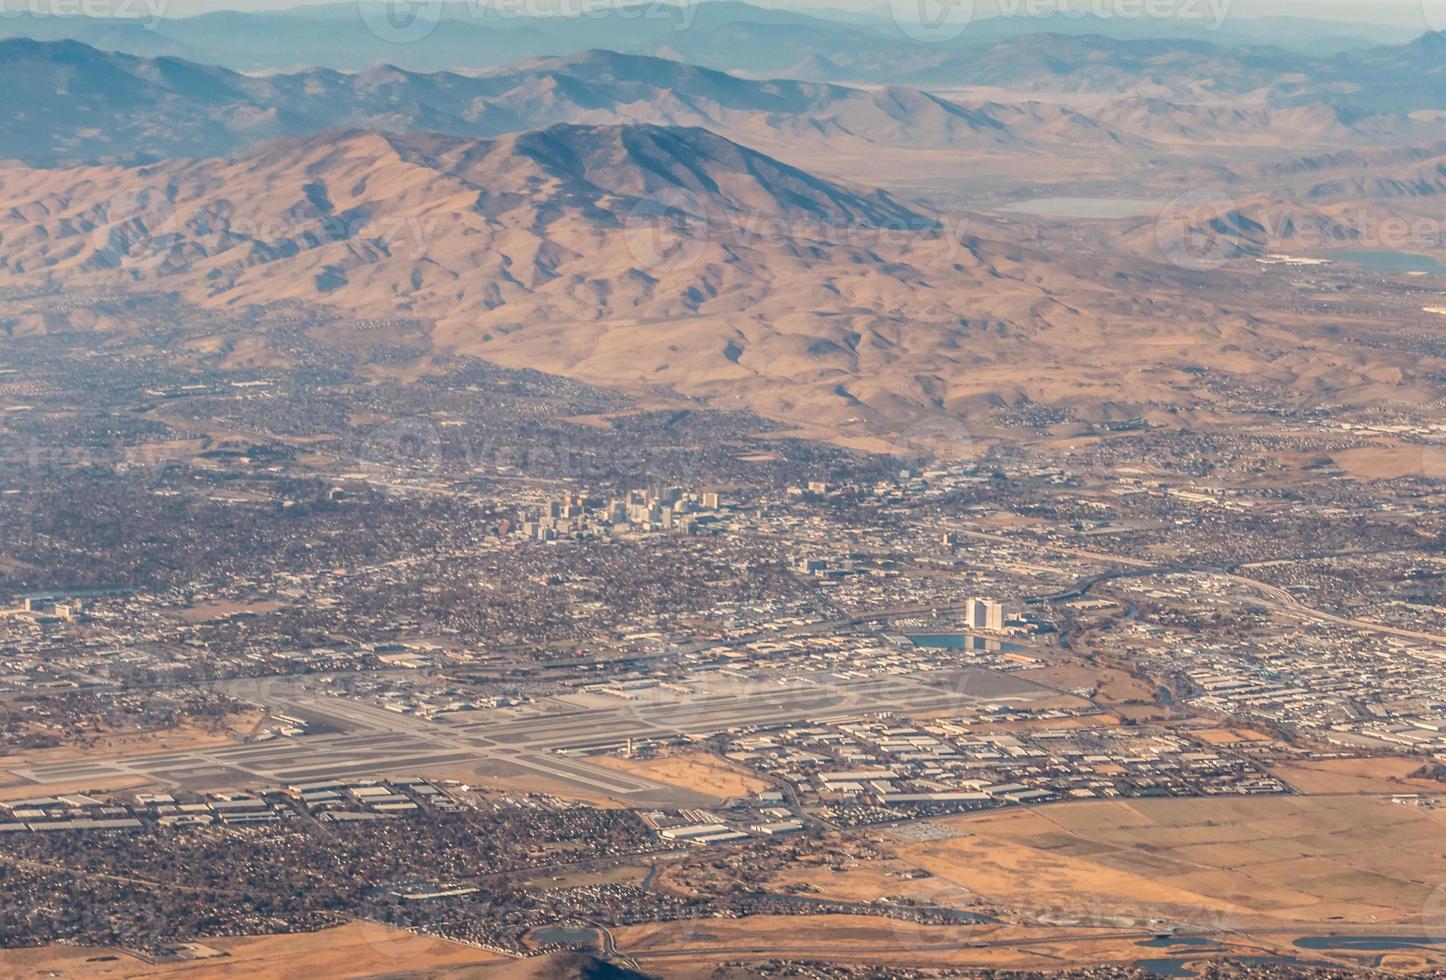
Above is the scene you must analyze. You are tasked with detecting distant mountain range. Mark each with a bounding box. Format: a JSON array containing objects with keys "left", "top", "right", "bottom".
[
  {"left": 0, "top": 11, "right": 1441, "bottom": 440},
  {"left": 8, "top": 38, "right": 1446, "bottom": 169},
  {"left": 0, "top": 40, "right": 1109, "bottom": 166},
  {"left": 0, "top": 2, "right": 1442, "bottom": 112}
]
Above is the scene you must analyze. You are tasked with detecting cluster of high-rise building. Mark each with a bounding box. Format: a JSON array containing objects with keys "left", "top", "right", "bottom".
[
  {"left": 518, "top": 488, "right": 723, "bottom": 541},
  {"left": 966, "top": 596, "right": 1006, "bottom": 632},
  {"left": 3, "top": 597, "right": 84, "bottom": 624}
]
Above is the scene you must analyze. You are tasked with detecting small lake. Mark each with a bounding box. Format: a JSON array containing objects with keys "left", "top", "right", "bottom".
[
  {"left": 998, "top": 197, "right": 1163, "bottom": 219},
  {"left": 531, "top": 925, "right": 600, "bottom": 947},
  {"left": 1294, "top": 935, "right": 1446, "bottom": 951},
  {"left": 1330, "top": 250, "right": 1446, "bottom": 274},
  {"left": 1138, "top": 954, "right": 1337, "bottom": 977}
]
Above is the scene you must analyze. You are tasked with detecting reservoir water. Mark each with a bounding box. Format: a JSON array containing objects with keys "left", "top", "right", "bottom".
[{"left": 1330, "top": 250, "right": 1446, "bottom": 275}]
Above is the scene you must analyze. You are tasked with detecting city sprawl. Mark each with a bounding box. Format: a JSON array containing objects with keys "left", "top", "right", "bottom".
[{"left": 0, "top": 290, "right": 1442, "bottom": 975}]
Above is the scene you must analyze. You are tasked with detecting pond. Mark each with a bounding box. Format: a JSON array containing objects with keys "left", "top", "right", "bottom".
[
  {"left": 1329, "top": 250, "right": 1446, "bottom": 275},
  {"left": 1294, "top": 935, "right": 1446, "bottom": 951},
  {"left": 1137, "top": 955, "right": 1338, "bottom": 977}
]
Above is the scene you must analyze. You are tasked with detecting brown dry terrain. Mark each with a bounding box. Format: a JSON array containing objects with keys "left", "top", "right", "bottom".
[
  {"left": 0, "top": 125, "right": 1439, "bottom": 446},
  {"left": 764, "top": 852, "right": 967, "bottom": 907},
  {"left": 0, "top": 922, "right": 507, "bottom": 978},
  {"left": 419, "top": 761, "right": 630, "bottom": 810},
  {"left": 1270, "top": 756, "right": 1446, "bottom": 796},
  {"left": 610, "top": 914, "right": 1427, "bottom": 977},
  {"left": 0, "top": 712, "right": 265, "bottom": 800},
  {"left": 592, "top": 751, "right": 770, "bottom": 801},
  {"left": 1017, "top": 661, "right": 1159, "bottom": 709},
  {"left": 903, "top": 796, "right": 1446, "bottom": 928},
  {"left": 175, "top": 600, "right": 286, "bottom": 625}
]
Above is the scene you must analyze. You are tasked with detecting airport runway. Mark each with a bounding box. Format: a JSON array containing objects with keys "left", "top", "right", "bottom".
[{"left": 7, "top": 667, "right": 1052, "bottom": 802}]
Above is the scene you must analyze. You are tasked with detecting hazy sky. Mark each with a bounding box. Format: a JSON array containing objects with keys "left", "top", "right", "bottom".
[{"left": 143, "top": 0, "right": 1443, "bottom": 27}]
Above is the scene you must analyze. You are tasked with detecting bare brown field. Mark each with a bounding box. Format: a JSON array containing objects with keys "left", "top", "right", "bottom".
[
  {"left": 1270, "top": 756, "right": 1446, "bottom": 796},
  {"left": 1332, "top": 443, "right": 1437, "bottom": 481},
  {"left": 904, "top": 796, "right": 1446, "bottom": 928},
  {"left": 177, "top": 600, "right": 285, "bottom": 624},
  {"left": 593, "top": 751, "right": 770, "bottom": 800},
  {"left": 1189, "top": 727, "right": 1277, "bottom": 746},
  {"left": 0, "top": 773, "right": 152, "bottom": 801},
  {"left": 0, "top": 713, "right": 265, "bottom": 793},
  {"left": 1018, "top": 662, "right": 1157, "bottom": 707},
  {"left": 0, "top": 922, "right": 507, "bottom": 978},
  {"left": 765, "top": 854, "right": 963, "bottom": 906},
  {"left": 612, "top": 915, "right": 1305, "bottom": 976}
]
